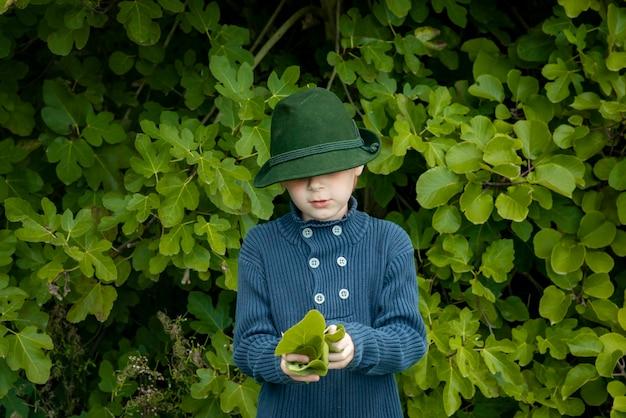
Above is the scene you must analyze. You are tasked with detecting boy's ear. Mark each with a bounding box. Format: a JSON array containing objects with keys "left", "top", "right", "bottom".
[{"left": 355, "top": 165, "right": 364, "bottom": 176}]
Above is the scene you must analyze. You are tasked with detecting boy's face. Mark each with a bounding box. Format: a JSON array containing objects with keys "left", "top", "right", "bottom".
[{"left": 282, "top": 166, "right": 364, "bottom": 222}]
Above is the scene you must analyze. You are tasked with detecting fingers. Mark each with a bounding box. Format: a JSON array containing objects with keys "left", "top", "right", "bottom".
[
  {"left": 280, "top": 355, "right": 321, "bottom": 383},
  {"left": 327, "top": 333, "right": 354, "bottom": 369},
  {"left": 283, "top": 353, "right": 310, "bottom": 363}
]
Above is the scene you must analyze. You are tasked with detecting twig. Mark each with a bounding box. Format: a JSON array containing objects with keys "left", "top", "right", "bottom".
[
  {"left": 112, "top": 215, "right": 158, "bottom": 253},
  {"left": 326, "top": 0, "right": 341, "bottom": 90},
  {"left": 250, "top": 0, "right": 288, "bottom": 53},
  {"left": 201, "top": 104, "right": 218, "bottom": 125},
  {"left": 252, "top": 5, "right": 321, "bottom": 69},
  {"left": 342, "top": 82, "right": 363, "bottom": 117}
]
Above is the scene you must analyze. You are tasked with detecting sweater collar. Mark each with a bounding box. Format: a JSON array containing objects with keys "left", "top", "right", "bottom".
[{"left": 277, "top": 196, "right": 368, "bottom": 246}]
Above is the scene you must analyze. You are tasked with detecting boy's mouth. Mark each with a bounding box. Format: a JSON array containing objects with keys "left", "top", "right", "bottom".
[{"left": 310, "top": 199, "right": 330, "bottom": 208}]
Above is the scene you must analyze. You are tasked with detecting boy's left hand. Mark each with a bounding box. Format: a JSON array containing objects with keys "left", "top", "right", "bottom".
[{"left": 326, "top": 325, "right": 354, "bottom": 369}]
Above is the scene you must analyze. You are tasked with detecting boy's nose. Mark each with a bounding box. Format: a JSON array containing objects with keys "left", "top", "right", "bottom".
[{"left": 307, "top": 176, "right": 324, "bottom": 190}]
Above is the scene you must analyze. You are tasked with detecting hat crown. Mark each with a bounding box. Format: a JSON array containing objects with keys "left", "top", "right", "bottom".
[{"left": 270, "top": 88, "right": 357, "bottom": 156}]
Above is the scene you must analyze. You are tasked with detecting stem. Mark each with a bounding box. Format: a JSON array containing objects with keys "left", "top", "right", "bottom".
[
  {"left": 250, "top": 0, "right": 288, "bottom": 53},
  {"left": 252, "top": 5, "right": 321, "bottom": 69},
  {"left": 201, "top": 104, "right": 217, "bottom": 125},
  {"left": 326, "top": 0, "right": 341, "bottom": 90},
  {"left": 483, "top": 180, "right": 527, "bottom": 187},
  {"left": 342, "top": 82, "right": 363, "bottom": 117}
]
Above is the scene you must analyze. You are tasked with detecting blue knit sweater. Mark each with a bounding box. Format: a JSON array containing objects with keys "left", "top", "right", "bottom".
[{"left": 233, "top": 197, "right": 427, "bottom": 418}]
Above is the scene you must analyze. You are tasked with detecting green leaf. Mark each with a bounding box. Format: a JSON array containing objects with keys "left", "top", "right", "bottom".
[
  {"left": 507, "top": 69, "right": 539, "bottom": 103},
  {"left": 585, "top": 251, "right": 614, "bottom": 273},
  {"left": 468, "top": 74, "right": 504, "bottom": 102},
  {"left": 158, "top": 0, "right": 184, "bottom": 12},
  {"left": 0, "top": 139, "right": 28, "bottom": 175},
  {"left": 194, "top": 215, "right": 230, "bottom": 255},
  {"left": 445, "top": 142, "right": 482, "bottom": 173},
  {"left": 566, "top": 327, "right": 603, "bottom": 357},
  {"left": 551, "top": 238, "right": 585, "bottom": 274},
  {"left": 459, "top": 183, "right": 493, "bottom": 224},
  {"left": 539, "top": 285, "right": 572, "bottom": 324},
  {"left": 460, "top": 115, "right": 495, "bottom": 149},
  {"left": 495, "top": 185, "right": 532, "bottom": 222},
  {"left": 608, "top": 3, "right": 626, "bottom": 48},
  {"left": 266, "top": 66, "right": 299, "bottom": 108},
  {"left": 66, "top": 279, "right": 118, "bottom": 323},
  {"left": 432, "top": 205, "right": 462, "bottom": 234},
  {"left": 533, "top": 228, "right": 563, "bottom": 260},
  {"left": 46, "top": 137, "right": 95, "bottom": 185},
  {"left": 4, "top": 326, "right": 53, "bottom": 384},
  {"left": 117, "top": 0, "right": 162, "bottom": 46},
  {"left": 129, "top": 134, "right": 171, "bottom": 179},
  {"left": 578, "top": 211, "right": 617, "bottom": 249},
  {"left": 237, "top": 119, "right": 270, "bottom": 166},
  {"left": 442, "top": 366, "right": 473, "bottom": 416},
  {"left": 496, "top": 296, "right": 529, "bottom": 322},
  {"left": 41, "top": 79, "right": 90, "bottom": 135},
  {"left": 480, "top": 239, "right": 514, "bottom": 283},
  {"left": 516, "top": 32, "right": 552, "bottom": 63},
  {"left": 220, "top": 379, "right": 260, "bottom": 418},
  {"left": 385, "top": 0, "right": 411, "bottom": 17},
  {"left": 191, "top": 368, "right": 218, "bottom": 399},
  {"left": 70, "top": 237, "right": 117, "bottom": 282},
  {"left": 482, "top": 135, "right": 522, "bottom": 167},
  {"left": 416, "top": 166, "right": 463, "bottom": 209},
  {"left": 531, "top": 163, "right": 576, "bottom": 197},
  {"left": 480, "top": 336, "right": 523, "bottom": 386},
  {"left": 558, "top": 0, "right": 591, "bottom": 18},
  {"left": 210, "top": 55, "right": 253, "bottom": 101},
  {"left": 156, "top": 173, "right": 199, "bottom": 228},
  {"left": 275, "top": 309, "right": 325, "bottom": 355},
  {"left": 159, "top": 224, "right": 194, "bottom": 256},
  {"left": 185, "top": 0, "right": 220, "bottom": 35},
  {"left": 0, "top": 360, "right": 18, "bottom": 398},
  {"left": 609, "top": 159, "right": 626, "bottom": 191},
  {"left": 108, "top": 51, "right": 135, "bottom": 75},
  {"left": 83, "top": 111, "right": 126, "bottom": 146},
  {"left": 513, "top": 120, "right": 552, "bottom": 160},
  {"left": 187, "top": 291, "right": 233, "bottom": 334},
  {"left": 583, "top": 273, "right": 614, "bottom": 299},
  {"left": 542, "top": 58, "right": 580, "bottom": 103},
  {"left": 561, "top": 364, "right": 597, "bottom": 399}
]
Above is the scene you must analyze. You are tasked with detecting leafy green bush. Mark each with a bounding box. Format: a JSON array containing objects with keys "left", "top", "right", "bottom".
[{"left": 0, "top": 0, "right": 624, "bottom": 417}]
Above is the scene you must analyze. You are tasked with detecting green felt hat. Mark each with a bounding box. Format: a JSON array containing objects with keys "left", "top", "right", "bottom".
[{"left": 254, "top": 88, "right": 380, "bottom": 187}]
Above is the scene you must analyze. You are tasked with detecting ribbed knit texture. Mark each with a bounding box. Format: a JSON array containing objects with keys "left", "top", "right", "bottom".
[{"left": 233, "top": 197, "right": 427, "bottom": 418}]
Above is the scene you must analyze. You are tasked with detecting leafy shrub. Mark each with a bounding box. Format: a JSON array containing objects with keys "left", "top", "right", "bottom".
[{"left": 0, "top": 0, "right": 624, "bottom": 417}]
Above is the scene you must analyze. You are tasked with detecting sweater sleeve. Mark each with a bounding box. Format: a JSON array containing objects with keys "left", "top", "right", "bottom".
[
  {"left": 343, "top": 245, "right": 428, "bottom": 376},
  {"left": 233, "top": 234, "right": 291, "bottom": 385}
]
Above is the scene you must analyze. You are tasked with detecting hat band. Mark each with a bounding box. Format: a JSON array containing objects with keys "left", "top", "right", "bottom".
[{"left": 268, "top": 138, "right": 365, "bottom": 167}]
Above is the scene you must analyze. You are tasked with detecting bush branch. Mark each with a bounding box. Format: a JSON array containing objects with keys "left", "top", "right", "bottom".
[{"left": 253, "top": 5, "right": 321, "bottom": 69}]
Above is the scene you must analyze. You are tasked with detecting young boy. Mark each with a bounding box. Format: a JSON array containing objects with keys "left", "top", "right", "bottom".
[{"left": 233, "top": 88, "right": 428, "bottom": 418}]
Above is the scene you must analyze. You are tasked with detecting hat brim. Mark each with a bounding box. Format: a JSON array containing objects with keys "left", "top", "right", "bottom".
[{"left": 253, "top": 128, "right": 380, "bottom": 187}]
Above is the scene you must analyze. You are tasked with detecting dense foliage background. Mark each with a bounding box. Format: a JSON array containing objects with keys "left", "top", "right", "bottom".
[{"left": 0, "top": 0, "right": 625, "bottom": 416}]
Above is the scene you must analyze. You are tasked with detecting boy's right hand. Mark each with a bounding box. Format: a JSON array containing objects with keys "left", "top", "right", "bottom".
[{"left": 280, "top": 354, "right": 321, "bottom": 383}]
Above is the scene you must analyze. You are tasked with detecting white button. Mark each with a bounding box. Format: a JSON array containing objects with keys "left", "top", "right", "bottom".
[
  {"left": 302, "top": 228, "right": 313, "bottom": 238},
  {"left": 309, "top": 257, "right": 320, "bottom": 268},
  {"left": 332, "top": 225, "right": 342, "bottom": 236},
  {"left": 314, "top": 293, "right": 325, "bottom": 304},
  {"left": 339, "top": 288, "right": 349, "bottom": 299},
  {"left": 337, "top": 256, "right": 347, "bottom": 267}
]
